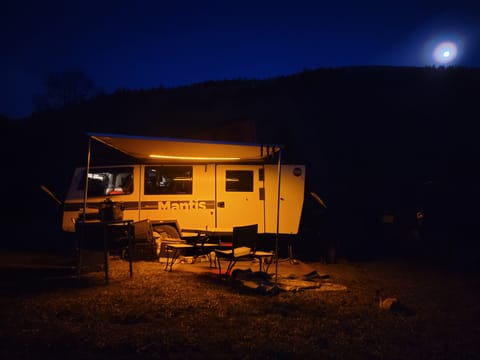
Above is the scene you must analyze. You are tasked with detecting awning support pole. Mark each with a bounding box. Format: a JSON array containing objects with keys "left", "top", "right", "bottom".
[
  {"left": 82, "top": 137, "right": 92, "bottom": 220},
  {"left": 77, "top": 137, "right": 92, "bottom": 278},
  {"left": 274, "top": 148, "right": 282, "bottom": 285}
]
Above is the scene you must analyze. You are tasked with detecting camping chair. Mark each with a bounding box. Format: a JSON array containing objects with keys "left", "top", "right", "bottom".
[
  {"left": 214, "top": 224, "right": 274, "bottom": 278},
  {"left": 128, "top": 219, "right": 160, "bottom": 261}
]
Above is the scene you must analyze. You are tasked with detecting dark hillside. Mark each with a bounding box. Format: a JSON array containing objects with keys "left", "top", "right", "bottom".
[{"left": 3, "top": 66, "right": 480, "bottom": 268}]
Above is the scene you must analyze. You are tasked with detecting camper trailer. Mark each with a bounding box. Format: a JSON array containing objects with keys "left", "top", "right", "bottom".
[{"left": 62, "top": 134, "right": 305, "bottom": 255}]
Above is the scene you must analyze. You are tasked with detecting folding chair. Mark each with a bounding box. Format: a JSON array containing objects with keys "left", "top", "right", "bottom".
[
  {"left": 129, "top": 219, "right": 160, "bottom": 261},
  {"left": 214, "top": 224, "right": 273, "bottom": 278}
]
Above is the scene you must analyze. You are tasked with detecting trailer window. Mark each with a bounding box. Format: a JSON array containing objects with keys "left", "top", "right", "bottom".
[
  {"left": 144, "top": 166, "right": 193, "bottom": 195},
  {"left": 225, "top": 170, "right": 253, "bottom": 192},
  {"left": 78, "top": 167, "right": 134, "bottom": 197}
]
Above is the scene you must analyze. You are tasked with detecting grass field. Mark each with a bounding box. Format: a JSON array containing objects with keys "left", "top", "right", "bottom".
[{"left": 0, "top": 253, "right": 479, "bottom": 359}]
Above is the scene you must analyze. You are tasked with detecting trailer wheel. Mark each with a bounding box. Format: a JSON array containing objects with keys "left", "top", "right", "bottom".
[
  {"left": 153, "top": 225, "right": 182, "bottom": 259},
  {"left": 153, "top": 225, "right": 181, "bottom": 240}
]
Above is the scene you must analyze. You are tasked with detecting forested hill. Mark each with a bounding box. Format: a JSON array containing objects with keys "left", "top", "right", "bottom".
[{"left": 3, "top": 66, "right": 480, "bottom": 258}]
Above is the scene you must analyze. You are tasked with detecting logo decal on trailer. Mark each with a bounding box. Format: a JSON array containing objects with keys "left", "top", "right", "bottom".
[{"left": 158, "top": 200, "right": 215, "bottom": 210}]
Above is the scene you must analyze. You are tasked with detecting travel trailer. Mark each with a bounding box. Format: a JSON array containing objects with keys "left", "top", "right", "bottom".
[{"left": 62, "top": 133, "right": 305, "bottom": 250}]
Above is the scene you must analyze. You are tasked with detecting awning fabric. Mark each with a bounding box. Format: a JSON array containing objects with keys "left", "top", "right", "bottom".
[{"left": 87, "top": 132, "right": 282, "bottom": 163}]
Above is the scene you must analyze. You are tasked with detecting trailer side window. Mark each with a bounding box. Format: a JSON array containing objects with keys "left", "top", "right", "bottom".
[
  {"left": 225, "top": 170, "right": 253, "bottom": 192},
  {"left": 144, "top": 166, "right": 193, "bottom": 195},
  {"left": 78, "top": 167, "right": 134, "bottom": 197}
]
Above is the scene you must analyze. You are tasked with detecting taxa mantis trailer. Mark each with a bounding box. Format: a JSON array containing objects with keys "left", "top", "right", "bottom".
[{"left": 62, "top": 133, "right": 305, "bottom": 246}]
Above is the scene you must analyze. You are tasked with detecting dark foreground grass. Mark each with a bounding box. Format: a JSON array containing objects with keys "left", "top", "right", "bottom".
[{"left": 0, "top": 257, "right": 479, "bottom": 359}]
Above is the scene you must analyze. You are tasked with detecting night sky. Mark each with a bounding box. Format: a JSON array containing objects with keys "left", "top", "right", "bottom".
[{"left": 2, "top": 0, "right": 480, "bottom": 119}]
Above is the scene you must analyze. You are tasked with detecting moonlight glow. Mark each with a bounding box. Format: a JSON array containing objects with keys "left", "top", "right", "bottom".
[{"left": 433, "top": 41, "right": 458, "bottom": 64}]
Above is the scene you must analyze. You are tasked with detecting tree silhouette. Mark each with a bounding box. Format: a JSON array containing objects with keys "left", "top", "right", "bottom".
[{"left": 33, "top": 69, "right": 99, "bottom": 111}]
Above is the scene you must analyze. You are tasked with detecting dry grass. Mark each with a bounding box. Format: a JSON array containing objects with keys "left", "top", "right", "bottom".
[{"left": 0, "top": 255, "right": 479, "bottom": 359}]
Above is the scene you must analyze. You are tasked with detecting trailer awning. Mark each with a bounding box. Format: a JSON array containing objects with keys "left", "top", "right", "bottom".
[
  {"left": 88, "top": 132, "right": 282, "bottom": 163},
  {"left": 84, "top": 132, "right": 285, "bottom": 283}
]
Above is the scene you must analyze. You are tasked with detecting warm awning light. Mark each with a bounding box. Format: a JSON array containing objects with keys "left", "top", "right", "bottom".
[
  {"left": 149, "top": 154, "right": 241, "bottom": 161},
  {"left": 87, "top": 132, "right": 282, "bottom": 163}
]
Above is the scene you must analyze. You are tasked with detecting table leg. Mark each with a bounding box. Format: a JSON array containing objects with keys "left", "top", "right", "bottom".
[
  {"left": 164, "top": 246, "right": 171, "bottom": 271},
  {"left": 169, "top": 248, "right": 179, "bottom": 271},
  {"left": 103, "top": 224, "right": 109, "bottom": 285},
  {"left": 165, "top": 246, "right": 179, "bottom": 271},
  {"left": 128, "top": 223, "right": 133, "bottom": 278},
  {"left": 208, "top": 252, "right": 215, "bottom": 268}
]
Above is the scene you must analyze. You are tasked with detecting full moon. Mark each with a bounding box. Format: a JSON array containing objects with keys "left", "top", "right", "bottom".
[{"left": 433, "top": 41, "right": 458, "bottom": 64}]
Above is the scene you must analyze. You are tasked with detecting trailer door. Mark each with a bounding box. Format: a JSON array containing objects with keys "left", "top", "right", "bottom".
[{"left": 215, "top": 165, "right": 265, "bottom": 232}]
